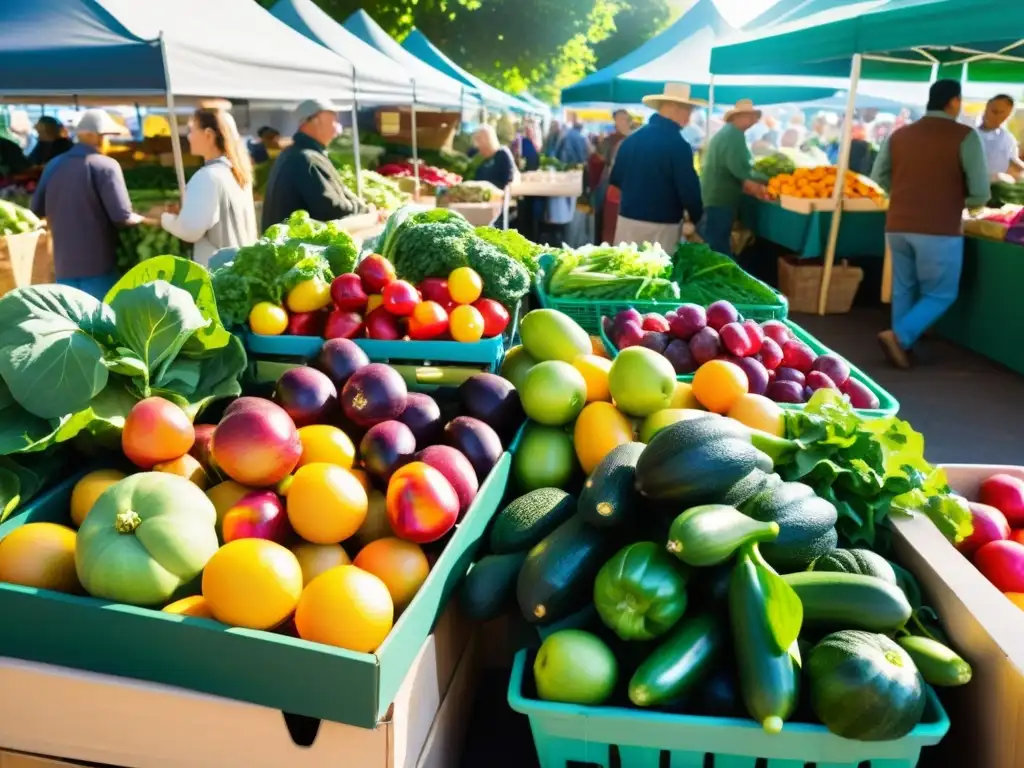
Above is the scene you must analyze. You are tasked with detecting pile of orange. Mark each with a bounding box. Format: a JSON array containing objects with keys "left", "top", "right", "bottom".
[{"left": 766, "top": 166, "right": 886, "bottom": 204}]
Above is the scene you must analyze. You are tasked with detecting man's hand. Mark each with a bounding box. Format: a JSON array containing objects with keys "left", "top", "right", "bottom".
[{"left": 743, "top": 179, "right": 768, "bottom": 199}]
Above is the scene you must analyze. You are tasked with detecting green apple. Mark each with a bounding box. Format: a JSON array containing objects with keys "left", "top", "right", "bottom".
[
  {"left": 608, "top": 347, "right": 677, "bottom": 417},
  {"left": 533, "top": 629, "right": 617, "bottom": 705}
]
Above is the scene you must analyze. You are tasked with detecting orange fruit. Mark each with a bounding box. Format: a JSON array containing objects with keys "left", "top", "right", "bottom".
[
  {"left": 202, "top": 539, "right": 303, "bottom": 629},
  {"left": 589, "top": 335, "right": 611, "bottom": 359},
  {"left": 573, "top": 402, "right": 635, "bottom": 475},
  {"left": 70, "top": 469, "right": 127, "bottom": 527},
  {"left": 573, "top": 354, "right": 613, "bottom": 403},
  {"left": 354, "top": 537, "right": 430, "bottom": 609},
  {"left": 285, "top": 463, "right": 368, "bottom": 544},
  {"left": 669, "top": 381, "right": 702, "bottom": 410},
  {"left": 727, "top": 394, "right": 785, "bottom": 437},
  {"left": 163, "top": 595, "right": 214, "bottom": 618},
  {"left": 0, "top": 522, "right": 79, "bottom": 593},
  {"left": 154, "top": 453, "right": 209, "bottom": 489},
  {"left": 295, "top": 565, "right": 394, "bottom": 652},
  {"left": 121, "top": 397, "right": 195, "bottom": 470},
  {"left": 449, "top": 305, "right": 485, "bottom": 343},
  {"left": 1006, "top": 593, "right": 1024, "bottom": 610},
  {"left": 291, "top": 542, "right": 351, "bottom": 585},
  {"left": 296, "top": 425, "right": 356, "bottom": 469},
  {"left": 691, "top": 360, "right": 749, "bottom": 414}
]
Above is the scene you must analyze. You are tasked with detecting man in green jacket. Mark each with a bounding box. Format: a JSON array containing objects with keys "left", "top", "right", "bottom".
[
  {"left": 261, "top": 99, "right": 367, "bottom": 230},
  {"left": 699, "top": 99, "right": 767, "bottom": 257}
]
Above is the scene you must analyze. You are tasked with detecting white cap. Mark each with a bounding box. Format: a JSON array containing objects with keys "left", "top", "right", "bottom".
[
  {"left": 75, "top": 109, "right": 124, "bottom": 136},
  {"left": 295, "top": 98, "right": 341, "bottom": 124}
]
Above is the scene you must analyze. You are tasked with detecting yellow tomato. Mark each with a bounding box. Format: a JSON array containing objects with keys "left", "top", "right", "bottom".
[
  {"left": 249, "top": 302, "right": 288, "bottom": 335},
  {"left": 448, "top": 267, "right": 483, "bottom": 304},
  {"left": 296, "top": 425, "right": 356, "bottom": 469},
  {"left": 449, "top": 305, "right": 484, "bottom": 343},
  {"left": 286, "top": 278, "right": 332, "bottom": 313}
]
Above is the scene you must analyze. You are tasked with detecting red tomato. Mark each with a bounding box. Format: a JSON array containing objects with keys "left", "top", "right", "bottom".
[
  {"left": 381, "top": 280, "right": 419, "bottom": 316},
  {"left": 356, "top": 254, "right": 396, "bottom": 294},
  {"left": 408, "top": 301, "right": 449, "bottom": 340},
  {"left": 473, "top": 298, "right": 510, "bottom": 338},
  {"left": 418, "top": 278, "right": 454, "bottom": 312},
  {"left": 1010, "top": 530, "right": 1024, "bottom": 546}
]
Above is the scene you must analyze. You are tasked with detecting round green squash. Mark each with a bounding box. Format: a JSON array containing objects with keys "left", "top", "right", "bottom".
[
  {"left": 75, "top": 472, "right": 219, "bottom": 607},
  {"left": 811, "top": 549, "right": 898, "bottom": 585},
  {"left": 808, "top": 630, "right": 926, "bottom": 741}
]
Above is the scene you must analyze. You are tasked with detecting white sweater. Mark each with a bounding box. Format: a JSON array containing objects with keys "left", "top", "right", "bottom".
[{"left": 161, "top": 157, "right": 258, "bottom": 267}]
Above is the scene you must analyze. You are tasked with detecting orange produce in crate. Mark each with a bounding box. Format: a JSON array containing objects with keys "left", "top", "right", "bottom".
[
  {"left": 163, "top": 595, "right": 214, "bottom": 618},
  {"left": 70, "top": 469, "right": 127, "bottom": 528},
  {"left": 354, "top": 537, "right": 430, "bottom": 609},
  {"left": 285, "top": 463, "right": 368, "bottom": 544},
  {"left": 296, "top": 424, "right": 356, "bottom": 469},
  {"left": 291, "top": 542, "right": 351, "bottom": 585},
  {"left": 202, "top": 539, "right": 303, "bottom": 630},
  {"left": 692, "top": 360, "right": 749, "bottom": 414},
  {"left": 121, "top": 397, "right": 195, "bottom": 470},
  {"left": 0, "top": 522, "right": 79, "bottom": 593},
  {"left": 295, "top": 565, "right": 394, "bottom": 652}
]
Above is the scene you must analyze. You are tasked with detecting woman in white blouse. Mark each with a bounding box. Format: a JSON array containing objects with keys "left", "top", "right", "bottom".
[{"left": 161, "top": 108, "right": 258, "bottom": 267}]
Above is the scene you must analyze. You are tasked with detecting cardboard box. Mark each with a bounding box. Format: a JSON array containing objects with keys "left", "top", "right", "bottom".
[
  {"left": 0, "top": 230, "right": 53, "bottom": 297},
  {"left": 0, "top": 608, "right": 479, "bottom": 768},
  {"left": 891, "top": 464, "right": 1024, "bottom": 768}
]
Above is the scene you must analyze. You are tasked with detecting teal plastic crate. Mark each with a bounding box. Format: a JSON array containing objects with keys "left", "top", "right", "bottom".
[
  {"left": 508, "top": 650, "right": 948, "bottom": 768},
  {"left": 599, "top": 318, "right": 900, "bottom": 419}
]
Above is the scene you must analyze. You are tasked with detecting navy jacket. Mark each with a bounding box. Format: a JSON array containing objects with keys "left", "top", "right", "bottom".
[{"left": 610, "top": 114, "right": 703, "bottom": 225}]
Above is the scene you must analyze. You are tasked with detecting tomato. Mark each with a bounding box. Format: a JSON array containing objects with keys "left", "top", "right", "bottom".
[
  {"left": 287, "top": 310, "right": 328, "bottom": 337},
  {"left": 408, "top": 301, "right": 449, "bottom": 340},
  {"left": 418, "top": 278, "right": 455, "bottom": 312},
  {"left": 382, "top": 280, "right": 419, "bottom": 316},
  {"left": 448, "top": 267, "right": 483, "bottom": 304},
  {"left": 286, "top": 278, "right": 332, "bottom": 313},
  {"left": 249, "top": 302, "right": 288, "bottom": 335},
  {"left": 449, "top": 305, "right": 485, "bottom": 343},
  {"left": 472, "top": 298, "right": 510, "bottom": 337},
  {"left": 356, "top": 254, "right": 397, "bottom": 293}
]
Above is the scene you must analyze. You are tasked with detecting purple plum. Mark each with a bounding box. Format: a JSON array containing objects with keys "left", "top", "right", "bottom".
[
  {"left": 806, "top": 371, "right": 838, "bottom": 392},
  {"left": 811, "top": 354, "right": 851, "bottom": 388},
  {"left": 706, "top": 300, "right": 739, "bottom": 331},
  {"left": 689, "top": 327, "right": 721, "bottom": 366},
  {"left": 664, "top": 339, "right": 697, "bottom": 374},
  {"left": 669, "top": 303, "right": 707, "bottom": 340},
  {"left": 733, "top": 357, "right": 770, "bottom": 396},
  {"left": 774, "top": 367, "right": 806, "bottom": 386},
  {"left": 640, "top": 331, "right": 670, "bottom": 354},
  {"left": 766, "top": 380, "right": 805, "bottom": 404}
]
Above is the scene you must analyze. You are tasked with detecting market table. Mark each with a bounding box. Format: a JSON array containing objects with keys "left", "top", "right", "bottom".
[
  {"left": 739, "top": 196, "right": 886, "bottom": 259},
  {"left": 936, "top": 236, "right": 1024, "bottom": 375}
]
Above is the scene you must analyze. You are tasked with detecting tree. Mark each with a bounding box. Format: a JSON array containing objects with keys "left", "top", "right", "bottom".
[{"left": 592, "top": 0, "right": 680, "bottom": 70}]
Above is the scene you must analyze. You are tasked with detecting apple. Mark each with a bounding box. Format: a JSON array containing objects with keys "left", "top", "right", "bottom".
[
  {"left": 382, "top": 280, "right": 419, "bottom": 316},
  {"left": 979, "top": 474, "right": 1024, "bottom": 526},
  {"left": 365, "top": 306, "right": 403, "bottom": 340},
  {"left": 356, "top": 254, "right": 396, "bottom": 293},
  {"left": 957, "top": 501, "right": 1010, "bottom": 557},
  {"left": 286, "top": 310, "right": 327, "bottom": 337},
  {"left": 330, "top": 273, "right": 369, "bottom": 313},
  {"left": 324, "top": 310, "right": 364, "bottom": 340},
  {"left": 533, "top": 629, "right": 618, "bottom": 706}
]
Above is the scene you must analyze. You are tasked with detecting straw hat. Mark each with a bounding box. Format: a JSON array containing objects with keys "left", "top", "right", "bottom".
[
  {"left": 723, "top": 99, "right": 763, "bottom": 122},
  {"left": 642, "top": 83, "right": 708, "bottom": 110}
]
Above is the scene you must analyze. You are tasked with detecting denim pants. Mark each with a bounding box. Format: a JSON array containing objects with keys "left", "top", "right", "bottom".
[
  {"left": 57, "top": 271, "right": 119, "bottom": 301},
  {"left": 887, "top": 232, "right": 963, "bottom": 349},
  {"left": 700, "top": 206, "right": 735, "bottom": 257}
]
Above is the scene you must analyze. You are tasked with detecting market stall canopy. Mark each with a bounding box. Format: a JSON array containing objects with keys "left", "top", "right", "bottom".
[
  {"left": 269, "top": 0, "right": 414, "bottom": 106},
  {"left": 401, "top": 29, "right": 532, "bottom": 114},
  {"left": 518, "top": 92, "right": 552, "bottom": 116},
  {"left": 710, "top": 0, "right": 1024, "bottom": 82},
  {"left": 560, "top": 0, "right": 838, "bottom": 105},
  {"left": 0, "top": 0, "right": 356, "bottom": 102},
  {"left": 343, "top": 9, "right": 473, "bottom": 109}
]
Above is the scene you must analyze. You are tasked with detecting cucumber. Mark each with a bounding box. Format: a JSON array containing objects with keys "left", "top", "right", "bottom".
[
  {"left": 460, "top": 551, "right": 528, "bottom": 621},
  {"left": 489, "top": 488, "right": 576, "bottom": 554},
  {"left": 666, "top": 504, "right": 779, "bottom": 567},
  {"left": 782, "top": 572, "right": 912, "bottom": 632},
  {"left": 577, "top": 442, "right": 644, "bottom": 528},
  {"left": 897, "top": 635, "right": 973, "bottom": 687},
  {"left": 628, "top": 613, "right": 722, "bottom": 707}
]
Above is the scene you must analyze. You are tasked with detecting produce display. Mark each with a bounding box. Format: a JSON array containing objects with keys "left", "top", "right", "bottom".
[
  {"left": 445, "top": 181, "right": 500, "bottom": 203},
  {"left": 376, "top": 161, "right": 462, "bottom": 188},
  {"left": 989, "top": 178, "right": 1024, "bottom": 207},
  {"left": 116, "top": 223, "right": 192, "bottom": 272},
  {"left": 337, "top": 166, "right": 410, "bottom": 212},
  {"left": 602, "top": 301, "right": 881, "bottom": 409},
  {"left": 765, "top": 166, "right": 887, "bottom": 204},
  {"left": 955, "top": 472, "right": 1024, "bottom": 605},
  {"left": 752, "top": 152, "right": 797, "bottom": 179},
  {"left": 0, "top": 198, "right": 42, "bottom": 235}
]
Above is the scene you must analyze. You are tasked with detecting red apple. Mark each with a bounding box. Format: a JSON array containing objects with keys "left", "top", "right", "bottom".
[
  {"left": 974, "top": 539, "right": 1024, "bottom": 592},
  {"left": 330, "top": 273, "right": 369, "bottom": 312},
  {"left": 957, "top": 501, "right": 1010, "bottom": 557},
  {"left": 287, "top": 310, "right": 328, "bottom": 337},
  {"left": 365, "top": 306, "right": 403, "bottom": 340},
  {"left": 324, "top": 310, "right": 364, "bottom": 340},
  {"left": 979, "top": 474, "right": 1024, "bottom": 526},
  {"left": 356, "top": 254, "right": 396, "bottom": 293},
  {"left": 382, "top": 280, "right": 419, "bottom": 316}
]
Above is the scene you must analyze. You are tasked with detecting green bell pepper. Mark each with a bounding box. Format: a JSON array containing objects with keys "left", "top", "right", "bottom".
[{"left": 593, "top": 541, "right": 689, "bottom": 641}]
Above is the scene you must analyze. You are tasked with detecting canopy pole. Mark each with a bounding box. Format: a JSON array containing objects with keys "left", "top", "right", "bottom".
[
  {"left": 817, "top": 53, "right": 862, "bottom": 315},
  {"left": 707, "top": 75, "right": 716, "bottom": 141},
  {"left": 351, "top": 101, "right": 363, "bottom": 199},
  {"left": 159, "top": 33, "right": 187, "bottom": 201},
  {"left": 411, "top": 102, "right": 420, "bottom": 201}
]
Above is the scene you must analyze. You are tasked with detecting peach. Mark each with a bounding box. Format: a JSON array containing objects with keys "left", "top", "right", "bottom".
[
  {"left": 189, "top": 424, "right": 220, "bottom": 479},
  {"left": 154, "top": 453, "right": 210, "bottom": 489},
  {"left": 121, "top": 397, "right": 195, "bottom": 469},
  {"left": 211, "top": 399, "right": 301, "bottom": 488}
]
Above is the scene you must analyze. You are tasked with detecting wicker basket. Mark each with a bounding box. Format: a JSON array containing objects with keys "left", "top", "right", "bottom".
[{"left": 777, "top": 255, "right": 863, "bottom": 314}]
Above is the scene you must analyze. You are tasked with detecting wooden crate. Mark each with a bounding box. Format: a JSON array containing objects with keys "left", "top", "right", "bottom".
[{"left": 777, "top": 255, "right": 863, "bottom": 314}]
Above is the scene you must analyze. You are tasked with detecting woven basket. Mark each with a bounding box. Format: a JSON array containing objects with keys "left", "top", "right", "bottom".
[{"left": 777, "top": 255, "right": 863, "bottom": 314}]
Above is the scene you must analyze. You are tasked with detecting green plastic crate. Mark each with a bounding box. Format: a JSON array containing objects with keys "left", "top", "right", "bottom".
[
  {"left": 0, "top": 446, "right": 512, "bottom": 728},
  {"left": 508, "top": 650, "right": 948, "bottom": 768},
  {"left": 599, "top": 318, "right": 900, "bottom": 418}
]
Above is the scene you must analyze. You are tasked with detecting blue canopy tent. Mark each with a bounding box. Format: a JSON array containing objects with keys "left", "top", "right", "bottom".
[{"left": 401, "top": 29, "right": 533, "bottom": 114}]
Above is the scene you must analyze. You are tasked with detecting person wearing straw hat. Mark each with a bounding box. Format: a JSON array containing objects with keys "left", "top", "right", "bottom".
[
  {"left": 699, "top": 98, "right": 768, "bottom": 258},
  {"left": 609, "top": 83, "right": 705, "bottom": 254}
]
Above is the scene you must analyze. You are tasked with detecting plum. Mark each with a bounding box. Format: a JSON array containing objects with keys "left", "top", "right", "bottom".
[
  {"left": 775, "top": 367, "right": 806, "bottom": 386},
  {"left": 742, "top": 320, "right": 765, "bottom": 355},
  {"left": 781, "top": 340, "right": 816, "bottom": 373},
  {"left": 811, "top": 354, "right": 851, "bottom": 388},
  {"left": 665, "top": 310, "right": 678, "bottom": 322},
  {"left": 669, "top": 304, "right": 707, "bottom": 340},
  {"left": 706, "top": 300, "right": 739, "bottom": 331},
  {"left": 689, "top": 327, "right": 721, "bottom": 366},
  {"left": 642, "top": 313, "right": 671, "bottom": 333},
  {"left": 640, "top": 331, "right": 670, "bottom": 354},
  {"left": 840, "top": 377, "right": 880, "bottom": 409},
  {"left": 664, "top": 339, "right": 697, "bottom": 374},
  {"left": 720, "top": 322, "right": 756, "bottom": 358},
  {"left": 733, "top": 357, "right": 770, "bottom": 396},
  {"left": 601, "top": 315, "right": 617, "bottom": 344},
  {"left": 759, "top": 337, "right": 784, "bottom": 370},
  {"left": 766, "top": 380, "right": 804, "bottom": 404},
  {"left": 760, "top": 320, "right": 791, "bottom": 346},
  {"left": 806, "top": 371, "right": 838, "bottom": 391},
  {"left": 617, "top": 308, "right": 643, "bottom": 326},
  {"left": 617, "top": 321, "right": 646, "bottom": 349}
]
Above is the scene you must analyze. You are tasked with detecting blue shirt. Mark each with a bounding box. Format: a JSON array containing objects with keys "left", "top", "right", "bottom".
[
  {"left": 556, "top": 128, "right": 590, "bottom": 166},
  {"left": 610, "top": 114, "right": 704, "bottom": 225},
  {"left": 473, "top": 146, "right": 516, "bottom": 190}
]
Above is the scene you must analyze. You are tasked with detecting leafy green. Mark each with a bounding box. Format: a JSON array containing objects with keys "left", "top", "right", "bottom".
[
  {"left": 0, "top": 449, "right": 72, "bottom": 524},
  {"left": 475, "top": 226, "right": 544, "bottom": 276},
  {"left": 778, "top": 390, "right": 972, "bottom": 548},
  {"left": 545, "top": 243, "right": 679, "bottom": 301},
  {"left": 465, "top": 237, "right": 530, "bottom": 307},
  {"left": 672, "top": 242, "right": 783, "bottom": 307}
]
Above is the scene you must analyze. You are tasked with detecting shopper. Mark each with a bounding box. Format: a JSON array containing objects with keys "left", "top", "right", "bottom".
[
  {"left": 0, "top": 134, "right": 29, "bottom": 176},
  {"left": 261, "top": 99, "right": 367, "bottom": 230},
  {"left": 699, "top": 99, "right": 767, "bottom": 257},
  {"left": 977, "top": 94, "right": 1023, "bottom": 180},
  {"left": 472, "top": 125, "right": 516, "bottom": 190},
  {"left": 28, "top": 116, "right": 73, "bottom": 166},
  {"left": 160, "top": 108, "right": 257, "bottom": 268},
  {"left": 542, "top": 121, "right": 562, "bottom": 156},
  {"left": 30, "top": 109, "right": 146, "bottom": 299},
  {"left": 871, "top": 79, "right": 990, "bottom": 368},
  {"left": 249, "top": 126, "right": 281, "bottom": 165},
  {"left": 610, "top": 83, "right": 704, "bottom": 254}
]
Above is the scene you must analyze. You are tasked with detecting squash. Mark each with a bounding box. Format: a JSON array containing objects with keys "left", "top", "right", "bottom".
[
  {"left": 808, "top": 630, "right": 926, "bottom": 741},
  {"left": 739, "top": 476, "right": 838, "bottom": 573},
  {"left": 810, "top": 549, "right": 898, "bottom": 585},
  {"left": 75, "top": 472, "right": 220, "bottom": 606}
]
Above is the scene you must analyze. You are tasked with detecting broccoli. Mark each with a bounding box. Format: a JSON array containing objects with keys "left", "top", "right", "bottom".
[
  {"left": 465, "top": 237, "right": 530, "bottom": 308},
  {"left": 391, "top": 226, "right": 471, "bottom": 284}
]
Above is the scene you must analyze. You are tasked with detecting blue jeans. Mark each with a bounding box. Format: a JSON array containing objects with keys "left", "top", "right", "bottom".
[
  {"left": 700, "top": 206, "right": 735, "bottom": 257},
  {"left": 57, "top": 271, "right": 119, "bottom": 301},
  {"left": 887, "top": 233, "right": 963, "bottom": 349}
]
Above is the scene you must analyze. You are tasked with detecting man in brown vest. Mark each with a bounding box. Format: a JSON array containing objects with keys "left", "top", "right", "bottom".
[{"left": 871, "top": 80, "right": 990, "bottom": 368}]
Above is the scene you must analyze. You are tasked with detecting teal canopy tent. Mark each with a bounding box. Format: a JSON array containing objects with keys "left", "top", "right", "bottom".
[{"left": 402, "top": 29, "right": 533, "bottom": 114}]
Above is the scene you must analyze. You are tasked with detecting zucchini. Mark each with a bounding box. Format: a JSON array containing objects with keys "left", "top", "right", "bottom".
[
  {"left": 666, "top": 504, "right": 779, "bottom": 567},
  {"left": 628, "top": 613, "right": 722, "bottom": 707},
  {"left": 782, "top": 572, "right": 912, "bottom": 632},
  {"left": 577, "top": 442, "right": 644, "bottom": 528},
  {"left": 897, "top": 635, "right": 973, "bottom": 687},
  {"left": 811, "top": 549, "right": 898, "bottom": 585}
]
